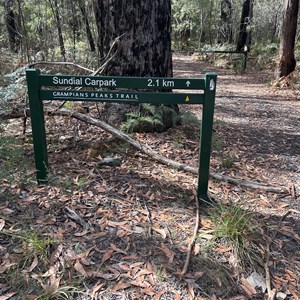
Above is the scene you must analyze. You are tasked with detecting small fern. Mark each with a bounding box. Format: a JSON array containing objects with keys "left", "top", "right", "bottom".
[{"left": 120, "top": 104, "right": 179, "bottom": 133}]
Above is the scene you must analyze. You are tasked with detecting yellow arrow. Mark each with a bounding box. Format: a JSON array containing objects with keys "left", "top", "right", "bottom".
[{"left": 185, "top": 96, "right": 190, "bottom": 102}]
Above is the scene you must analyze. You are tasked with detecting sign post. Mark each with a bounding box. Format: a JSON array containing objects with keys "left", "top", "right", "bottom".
[{"left": 26, "top": 69, "right": 217, "bottom": 201}]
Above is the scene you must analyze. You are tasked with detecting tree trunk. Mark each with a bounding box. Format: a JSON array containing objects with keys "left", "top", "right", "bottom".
[
  {"left": 94, "top": 0, "right": 172, "bottom": 77},
  {"left": 276, "top": 0, "right": 299, "bottom": 78},
  {"left": 236, "top": 0, "right": 253, "bottom": 51},
  {"left": 48, "top": 0, "right": 66, "bottom": 61},
  {"left": 4, "top": 0, "right": 20, "bottom": 52},
  {"left": 78, "top": 0, "right": 96, "bottom": 52},
  {"left": 218, "top": 0, "right": 233, "bottom": 44},
  {"left": 93, "top": 0, "right": 177, "bottom": 132}
]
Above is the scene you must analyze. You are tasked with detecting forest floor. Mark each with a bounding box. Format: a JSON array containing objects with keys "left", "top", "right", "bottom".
[{"left": 0, "top": 53, "right": 300, "bottom": 300}]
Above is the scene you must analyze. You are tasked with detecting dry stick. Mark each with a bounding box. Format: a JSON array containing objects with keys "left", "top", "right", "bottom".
[
  {"left": 27, "top": 35, "right": 123, "bottom": 78},
  {"left": 51, "top": 110, "right": 289, "bottom": 195},
  {"left": 181, "top": 191, "right": 200, "bottom": 275},
  {"left": 27, "top": 61, "right": 94, "bottom": 73},
  {"left": 0, "top": 108, "right": 291, "bottom": 194},
  {"left": 264, "top": 209, "right": 299, "bottom": 300}
]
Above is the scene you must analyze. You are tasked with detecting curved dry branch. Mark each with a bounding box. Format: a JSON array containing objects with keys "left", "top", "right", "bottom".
[
  {"left": 0, "top": 108, "right": 289, "bottom": 195},
  {"left": 27, "top": 61, "right": 94, "bottom": 73},
  {"left": 52, "top": 109, "right": 289, "bottom": 195}
]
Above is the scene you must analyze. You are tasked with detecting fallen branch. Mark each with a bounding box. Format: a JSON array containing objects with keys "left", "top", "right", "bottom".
[
  {"left": 264, "top": 209, "right": 298, "bottom": 300},
  {"left": 53, "top": 109, "right": 289, "bottom": 194},
  {"left": 27, "top": 61, "right": 94, "bottom": 73},
  {"left": 0, "top": 108, "right": 289, "bottom": 194},
  {"left": 180, "top": 190, "right": 200, "bottom": 275}
]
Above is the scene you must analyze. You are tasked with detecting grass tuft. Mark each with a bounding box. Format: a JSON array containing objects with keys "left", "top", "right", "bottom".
[{"left": 209, "top": 201, "right": 263, "bottom": 266}]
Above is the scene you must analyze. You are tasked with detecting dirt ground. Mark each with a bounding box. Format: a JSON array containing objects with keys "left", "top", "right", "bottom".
[{"left": 0, "top": 54, "right": 300, "bottom": 299}]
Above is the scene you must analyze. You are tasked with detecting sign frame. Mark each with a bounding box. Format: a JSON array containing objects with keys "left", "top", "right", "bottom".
[{"left": 26, "top": 68, "right": 217, "bottom": 201}]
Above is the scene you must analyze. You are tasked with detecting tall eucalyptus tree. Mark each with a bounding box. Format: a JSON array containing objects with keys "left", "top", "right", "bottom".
[
  {"left": 4, "top": 0, "right": 20, "bottom": 52},
  {"left": 236, "top": 0, "right": 254, "bottom": 51},
  {"left": 93, "top": 0, "right": 178, "bottom": 131},
  {"left": 276, "top": 0, "right": 299, "bottom": 77}
]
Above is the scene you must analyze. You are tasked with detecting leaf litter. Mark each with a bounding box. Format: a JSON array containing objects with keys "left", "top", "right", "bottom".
[{"left": 0, "top": 55, "right": 299, "bottom": 299}]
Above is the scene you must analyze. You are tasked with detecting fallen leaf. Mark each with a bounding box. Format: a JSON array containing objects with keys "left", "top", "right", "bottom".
[
  {"left": 0, "top": 292, "right": 17, "bottom": 300},
  {"left": 91, "top": 281, "right": 105, "bottom": 299},
  {"left": 188, "top": 284, "right": 194, "bottom": 299},
  {"left": 0, "top": 259, "right": 17, "bottom": 274},
  {"left": 135, "top": 268, "right": 153, "bottom": 278},
  {"left": 173, "top": 291, "right": 181, "bottom": 300},
  {"left": 0, "top": 219, "right": 5, "bottom": 231},
  {"left": 152, "top": 227, "right": 167, "bottom": 239},
  {"left": 89, "top": 271, "right": 119, "bottom": 280},
  {"left": 42, "top": 266, "right": 57, "bottom": 277},
  {"left": 153, "top": 290, "right": 166, "bottom": 300},
  {"left": 142, "top": 287, "right": 155, "bottom": 296},
  {"left": 159, "top": 242, "right": 175, "bottom": 264},
  {"left": 129, "top": 279, "right": 150, "bottom": 288},
  {"left": 74, "top": 229, "right": 89, "bottom": 237},
  {"left": 194, "top": 243, "right": 201, "bottom": 255},
  {"left": 240, "top": 276, "right": 257, "bottom": 297},
  {"left": 110, "top": 243, "right": 127, "bottom": 254},
  {"left": 27, "top": 255, "right": 39, "bottom": 272},
  {"left": 1, "top": 208, "right": 14, "bottom": 215},
  {"left": 107, "top": 220, "right": 127, "bottom": 227},
  {"left": 74, "top": 261, "right": 88, "bottom": 277},
  {"left": 215, "top": 246, "right": 232, "bottom": 253},
  {"left": 50, "top": 244, "right": 63, "bottom": 264},
  {"left": 118, "top": 263, "right": 131, "bottom": 272},
  {"left": 197, "top": 230, "right": 214, "bottom": 240},
  {"left": 200, "top": 218, "right": 213, "bottom": 228},
  {"left": 130, "top": 262, "right": 144, "bottom": 268},
  {"left": 102, "top": 249, "right": 114, "bottom": 262},
  {"left": 111, "top": 280, "right": 131, "bottom": 292}
]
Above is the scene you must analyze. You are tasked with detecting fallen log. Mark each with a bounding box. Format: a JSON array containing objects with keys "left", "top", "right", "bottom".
[{"left": 0, "top": 108, "right": 289, "bottom": 194}]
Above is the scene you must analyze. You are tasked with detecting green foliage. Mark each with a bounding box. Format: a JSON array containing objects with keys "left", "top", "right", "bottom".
[
  {"left": 295, "top": 41, "right": 300, "bottom": 58},
  {"left": 0, "top": 133, "right": 33, "bottom": 187},
  {"left": 251, "top": 43, "right": 278, "bottom": 56},
  {"left": 209, "top": 201, "right": 262, "bottom": 264},
  {"left": 120, "top": 104, "right": 179, "bottom": 133},
  {"left": 172, "top": 0, "right": 220, "bottom": 50},
  {"left": 179, "top": 111, "right": 200, "bottom": 126},
  {"left": 251, "top": 43, "right": 279, "bottom": 70},
  {"left": 221, "top": 156, "right": 234, "bottom": 168},
  {"left": 37, "top": 286, "right": 85, "bottom": 300},
  {"left": 22, "top": 231, "right": 54, "bottom": 265},
  {"left": 214, "top": 119, "right": 226, "bottom": 127},
  {"left": 211, "top": 132, "right": 222, "bottom": 151}
]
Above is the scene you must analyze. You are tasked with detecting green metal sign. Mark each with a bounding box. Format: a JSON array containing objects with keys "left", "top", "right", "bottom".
[{"left": 26, "top": 68, "right": 217, "bottom": 201}]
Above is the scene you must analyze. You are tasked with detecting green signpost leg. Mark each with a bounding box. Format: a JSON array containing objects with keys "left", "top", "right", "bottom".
[
  {"left": 197, "top": 73, "right": 217, "bottom": 202},
  {"left": 26, "top": 69, "right": 48, "bottom": 184}
]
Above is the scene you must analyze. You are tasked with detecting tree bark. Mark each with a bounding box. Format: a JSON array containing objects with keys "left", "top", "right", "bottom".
[
  {"left": 78, "top": 0, "right": 96, "bottom": 52},
  {"left": 218, "top": 0, "right": 233, "bottom": 44},
  {"left": 4, "top": 0, "right": 20, "bottom": 52},
  {"left": 93, "top": 0, "right": 177, "bottom": 132},
  {"left": 276, "top": 0, "right": 299, "bottom": 78},
  {"left": 236, "top": 0, "right": 253, "bottom": 51},
  {"left": 48, "top": 0, "right": 66, "bottom": 61},
  {"left": 93, "top": 0, "right": 172, "bottom": 77}
]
